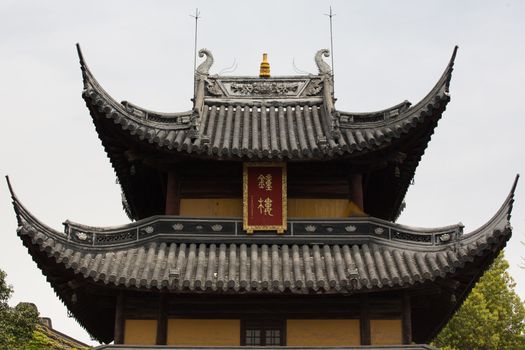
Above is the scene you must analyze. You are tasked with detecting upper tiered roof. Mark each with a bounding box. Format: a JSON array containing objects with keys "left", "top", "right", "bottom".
[
  {"left": 79, "top": 46, "right": 456, "bottom": 160},
  {"left": 78, "top": 45, "right": 458, "bottom": 221}
]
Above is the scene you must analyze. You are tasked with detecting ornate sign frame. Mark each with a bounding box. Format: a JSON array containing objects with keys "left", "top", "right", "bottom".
[{"left": 243, "top": 162, "right": 287, "bottom": 234}]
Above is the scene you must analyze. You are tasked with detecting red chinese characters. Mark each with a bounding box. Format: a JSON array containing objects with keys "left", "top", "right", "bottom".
[{"left": 243, "top": 163, "right": 287, "bottom": 233}]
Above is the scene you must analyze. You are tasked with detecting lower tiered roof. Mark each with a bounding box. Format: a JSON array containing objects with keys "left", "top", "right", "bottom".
[{"left": 7, "top": 175, "right": 518, "bottom": 343}]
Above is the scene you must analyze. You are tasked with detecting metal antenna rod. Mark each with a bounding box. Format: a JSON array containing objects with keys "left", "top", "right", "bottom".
[
  {"left": 324, "top": 6, "right": 336, "bottom": 77},
  {"left": 190, "top": 8, "right": 201, "bottom": 73}
]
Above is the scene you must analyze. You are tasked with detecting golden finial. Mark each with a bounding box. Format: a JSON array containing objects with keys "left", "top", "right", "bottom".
[{"left": 259, "top": 53, "right": 270, "bottom": 78}]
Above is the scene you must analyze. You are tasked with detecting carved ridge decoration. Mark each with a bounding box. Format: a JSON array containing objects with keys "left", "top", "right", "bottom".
[
  {"left": 205, "top": 80, "right": 223, "bottom": 96},
  {"left": 230, "top": 81, "right": 300, "bottom": 96},
  {"left": 305, "top": 79, "right": 323, "bottom": 96}
]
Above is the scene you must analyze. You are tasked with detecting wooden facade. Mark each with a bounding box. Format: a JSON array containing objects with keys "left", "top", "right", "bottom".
[{"left": 113, "top": 292, "right": 409, "bottom": 346}]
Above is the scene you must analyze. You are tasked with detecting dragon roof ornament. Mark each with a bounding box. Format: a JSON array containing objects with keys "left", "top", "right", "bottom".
[
  {"left": 196, "top": 48, "right": 214, "bottom": 75},
  {"left": 315, "top": 49, "right": 332, "bottom": 75}
]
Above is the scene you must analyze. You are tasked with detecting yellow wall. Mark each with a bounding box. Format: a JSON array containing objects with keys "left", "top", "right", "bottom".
[
  {"left": 167, "top": 319, "right": 240, "bottom": 346},
  {"left": 287, "top": 319, "right": 360, "bottom": 346},
  {"left": 288, "top": 199, "right": 364, "bottom": 218},
  {"left": 180, "top": 199, "right": 242, "bottom": 217},
  {"left": 124, "top": 319, "right": 157, "bottom": 345},
  {"left": 179, "top": 198, "right": 364, "bottom": 218},
  {"left": 370, "top": 319, "right": 402, "bottom": 345}
]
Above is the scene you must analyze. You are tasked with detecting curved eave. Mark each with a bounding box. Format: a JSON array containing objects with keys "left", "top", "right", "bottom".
[
  {"left": 7, "top": 174, "right": 516, "bottom": 294},
  {"left": 364, "top": 46, "right": 458, "bottom": 221},
  {"left": 77, "top": 44, "right": 192, "bottom": 129},
  {"left": 426, "top": 174, "right": 519, "bottom": 340},
  {"left": 337, "top": 45, "right": 457, "bottom": 130},
  {"left": 6, "top": 176, "right": 113, "bottom": 343},
  {"left": 79, "top": 44, "right": 456, "bottom": 161}
]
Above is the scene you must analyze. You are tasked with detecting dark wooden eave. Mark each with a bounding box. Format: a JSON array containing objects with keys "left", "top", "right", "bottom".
[
  {"left": 77, "top": 44, "right": 457, "bottom": 221},
  {"left": 6, "top": 174, "right": 517, "bottom": 344}
]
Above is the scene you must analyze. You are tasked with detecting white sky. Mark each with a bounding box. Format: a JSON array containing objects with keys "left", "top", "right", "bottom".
[{"left": 1, "top": 0, "right": 524, "bottom": 346}]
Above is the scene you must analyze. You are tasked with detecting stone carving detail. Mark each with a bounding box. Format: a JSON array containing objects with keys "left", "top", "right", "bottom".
[
  {"left": 172, "top": 223, "right": 184, "bottom": 231},
  {"left": 439, "top": 233, "right": 451, "bottom": 242},
  {"left": 96, "top": 231, "right": 135, "bottom": 244},
  {"left": 374, "top": 227, "right": 385, "bottom": 235},
  {"left": 205, "top": 80, "right": 223, "bottom": 96},
  {"left": 229, "top": 82, "right": 300, "bottom": 96},
  {"left": 392, "top": 231, "right": 432, "bottom": 243},
  {"left": 305, "top": 225, "right": 317, "bottom": 233},
  {"left": 196, "top": 49, "right": 214, "bottom": 75},
  {"left": 345, "top": 225, "right": 357, "bottom": 232},
  {"left": 76, "top": 232, "right": 88, "bottom": 241},
  {"left": 142, "top": 226, "right": 154, "bottom": 234},
  {"left": 211, "top": 224, "right": 223, "bottom": 232},
  {"left": 305, "top": 79, "right": 323, "bottom": 96},
  {"left": 315, "top": 49, "right": 331, "bottom": 74}
]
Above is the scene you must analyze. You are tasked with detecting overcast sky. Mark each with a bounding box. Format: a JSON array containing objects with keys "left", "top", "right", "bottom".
[{"left": 1, "top": 0, "right": 524, "bottom": 346}]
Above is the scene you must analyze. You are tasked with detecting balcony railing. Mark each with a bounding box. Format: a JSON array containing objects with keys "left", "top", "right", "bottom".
[{"left": 63, "top": 216, "right": 463, "bottom": 248}]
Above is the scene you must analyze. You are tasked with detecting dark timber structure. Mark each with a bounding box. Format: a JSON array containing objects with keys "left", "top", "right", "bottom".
[{"left": 8, "top": 45, "right": 517, "bottom": 349}]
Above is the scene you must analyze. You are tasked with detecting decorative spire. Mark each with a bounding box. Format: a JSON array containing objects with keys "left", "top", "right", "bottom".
[{"left": 259, "top": 53, "right": 270, "bottom": 78}]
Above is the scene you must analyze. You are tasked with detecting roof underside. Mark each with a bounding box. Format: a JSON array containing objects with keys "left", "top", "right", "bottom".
[
  {"left": 7, "top": 175, "right": 517, "bottom": 343},
  {"left": 77, "top": 46, "right": 457, "bottom": 221}
]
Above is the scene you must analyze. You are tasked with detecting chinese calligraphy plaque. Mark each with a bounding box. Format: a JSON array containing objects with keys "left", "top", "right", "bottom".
[{"left": 243, "top": 162, "right": 287, "bottom": 234}]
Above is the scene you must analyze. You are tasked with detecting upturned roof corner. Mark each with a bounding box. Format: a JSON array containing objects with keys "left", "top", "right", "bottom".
[
  {"left": 76, "top": 45, "right": 459, "bottom": 221},
  {"left": 8, "top": 174, "right": 516, "bottom": 341},
  {"left": 78, "top": 46, "right": 456, "bottom": 160}
]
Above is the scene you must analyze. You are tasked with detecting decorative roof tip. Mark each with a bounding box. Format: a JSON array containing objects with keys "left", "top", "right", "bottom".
[
  {"left": 259, "top": 53, "right": 270, "bottom": 78},
  {"left": 75, "top": 43, "right": 85, "bottom": 67},
  {"left": 315, "top": 49, "right": 331, "bottom": 74},
  {"left": 440, "top": 46, "right": 458, "bottom": 94},
  {"left": 5, "top": 176, "right": 24, "bottom": 225},
  {"left": 75, "top": 43, "right": 91, "bottom": 90},
  {"left": 196, "top": 48, "right": 214, "bottom": 75},
  {"left": 447, "top": 46, "right": 459, "bottom": 73},
  {"left": 511, "top": 173, "right": 520, "bottom": 195},
  {"left": 481, "top": 174, "right": 520, "bottom": 232},
  {"left": 506, "top": 174, "right": 520, "bottom": 221},
  {"left": 5, "top": 175, "right": 16, "bottom": 200}
]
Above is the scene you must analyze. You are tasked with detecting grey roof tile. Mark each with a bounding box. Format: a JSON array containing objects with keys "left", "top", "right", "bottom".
[
  {"left": 78, "top": 47, "right": 456, "bottom": 161},
  {"left": 7, "top": 174, "right": 517, "bottom": 295}
]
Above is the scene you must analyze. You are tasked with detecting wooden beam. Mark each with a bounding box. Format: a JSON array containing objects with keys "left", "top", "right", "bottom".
[
  {"left": 114, "top": 292, "right": 125, "bottom": 344},
  {"left": 402, "top": 292, "right": 412, "bottom": 344},
  {"left": 360, "top": 294, "right": 371, "bottom": 345},
  {"left": 165, "top": 171, "right": 180, "bottom": 215},
  {"left": 156, "top": 293, "right": 168, "bottom": 345}
]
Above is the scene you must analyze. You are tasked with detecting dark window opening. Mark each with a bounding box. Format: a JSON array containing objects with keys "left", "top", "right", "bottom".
[{"left": 241, "top": 319, "right": 285, "bottom": 346}]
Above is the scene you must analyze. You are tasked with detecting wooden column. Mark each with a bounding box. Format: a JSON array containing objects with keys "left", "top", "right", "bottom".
[
  {"left": 165, "top": 171, "right": 180, "bottom": 215},
  {"left": 114, "top": 292, "right": 125, "bottom": 344},
  {"left": 156, "top": 293, "right": 168, "bottom": 345},
  {"left": 402, "top": 292, "right": 412, "bottom": 344},
  {"left": 350, "top": 174, "right": 364, "bottom": 212},
  {"left": 360, "top": 294, "right": 371, "bottom": 345}
]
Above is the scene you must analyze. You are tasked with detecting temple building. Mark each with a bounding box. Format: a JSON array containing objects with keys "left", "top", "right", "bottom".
[{"left": 8, "top": 44, "right": 517, "bottom": 349}]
